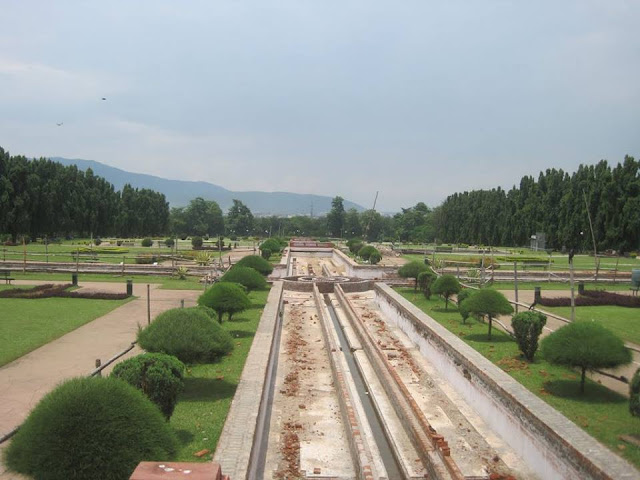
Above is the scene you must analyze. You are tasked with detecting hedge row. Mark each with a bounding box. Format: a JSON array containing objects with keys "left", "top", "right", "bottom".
[
  {"left": 0, "top": 284, "right": 129, "bottom": 300},
  {"left": 538, "top": 289, "right": 640, "bottom": 308}
]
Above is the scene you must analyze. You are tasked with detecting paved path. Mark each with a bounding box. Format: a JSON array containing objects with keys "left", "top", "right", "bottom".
[{"left": 0, "top": 281, "right": 202, "bottom": 479}]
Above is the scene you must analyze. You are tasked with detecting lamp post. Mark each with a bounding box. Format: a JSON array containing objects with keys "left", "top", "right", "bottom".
[{"left": 569, "top": 248, "right": 576, "bottom": 322}]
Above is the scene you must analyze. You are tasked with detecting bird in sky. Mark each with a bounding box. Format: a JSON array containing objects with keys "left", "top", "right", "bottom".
[
  {"left": 56, "top": 122, "right": 63, "bottom": 126},
  {"left": 101, "top": 97, "right": 106, "bottom": 100}
]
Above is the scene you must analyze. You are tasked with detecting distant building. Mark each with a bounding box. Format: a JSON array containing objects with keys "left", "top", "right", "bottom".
[{"left": 530, "top": 232, "right": 546, "bottom": 251}]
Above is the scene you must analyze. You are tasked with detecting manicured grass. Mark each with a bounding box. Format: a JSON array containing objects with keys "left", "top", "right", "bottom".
[
  {"left": 169, "top": 289, "right": 270, "bottom": 461},
  {"left": 544, "top": 305, "right": 640, "bottom": 345},
  {"left": 0, "top": 295, "right": 132, "bottom": 367},
  {"left": 490, "top": 281, "right": 636, "bottom": 292},
  {"left": 395, "top": 287, "right": 640, "bottom": 468},
  {"left": 9, "top": 272, "right": 204, "bottom": 290}
]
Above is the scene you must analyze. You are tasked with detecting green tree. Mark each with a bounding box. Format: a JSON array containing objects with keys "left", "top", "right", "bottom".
[
  {"left": 398, "top": 261, "right": 429, "bottom": 292},
  {"left": 220, "top": 266, "right": 267, "bottom": 291},
  {"left": 432, "top": 275, "right": 462, "bottom": 310},
  {"left": 358, "top": 245, "right": 376, "bottom": 261},
  {"left": 456, "top": 288, "right": 475, "bottom": 323},
  {"left": 198, "top": 282, "right": 251, "bottom": 322},
  {"left": 461, "top": 288, "right": 512, "bottom": 338},
  {"left": 227, "top": 199, "right": 254, "bottom": 237},
  {"left": 417, "top": 271, "right": 436, "bottom": 299},
  {"left": 511, "top": 311, "right": 547, "bottom": 361},
  {"left": 327, "top": 196, "right": 345, "bottom": 237},
  {"left": 541, "top": 322, "right": 631, "bottom": 393},
  {"left": 184, "top": 197, "right": 224, "bottom": 237},
  {"left": 630, "top": 368, "right": 640, "bottom": 417}
]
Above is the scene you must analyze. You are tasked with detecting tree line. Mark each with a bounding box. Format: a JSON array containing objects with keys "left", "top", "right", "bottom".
[
  {"left": 434, "top": 156, "right": 640, "bottom": 252},
  {"left": 0, "top": 147, "right": 169, "bottom": 240}
]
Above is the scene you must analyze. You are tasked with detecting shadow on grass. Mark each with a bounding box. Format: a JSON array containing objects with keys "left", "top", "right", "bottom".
[
  {"left": 430, "top": 307, "right": 460, "bottom": 314},
  {"left": 465, "top": 333, "right": 515, "bottom": 344},
  {"left": 249, "top": 301, "right": 266, "bottom": 310},
  {"left": 543, "top": 379, "right": 627, "bottom": 404},
  {"left": 179, "top": 378, "right": 237, "bottom": 402},
  {"left": 228, "top": 329, "right": 254, "bottom": 339},
  {"left": 174, "top": 429, "right": 195, "bottom": 445}
]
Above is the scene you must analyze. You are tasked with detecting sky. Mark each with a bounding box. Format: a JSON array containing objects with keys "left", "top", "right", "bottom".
[{"left": 1, "top": 1, "right": 639, "bottom": 212}]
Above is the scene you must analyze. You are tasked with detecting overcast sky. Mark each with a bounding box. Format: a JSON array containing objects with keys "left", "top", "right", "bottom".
[{"left": 1, "top": 1, "right": 638, "bottom": 212}]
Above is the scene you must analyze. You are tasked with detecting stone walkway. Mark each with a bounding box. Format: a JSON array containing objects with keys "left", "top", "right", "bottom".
[{"left": 0, "top": 281, "right": 202, "bottom": 479}]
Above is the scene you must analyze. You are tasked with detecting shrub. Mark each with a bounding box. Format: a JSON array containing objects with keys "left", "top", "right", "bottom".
[
  {"left": 511, "top": 311, "right": 547, "bottom": 361},
  {"left": 417, "top": 271, "right": 437, "bottom": 299},
  {"left": 369, "top": 250, "right": 382, "bottom": 265},
  {"left": 541, "top": 322, "right": 631, "bottom": 393},
  {"left": 631, "top": 368, "right": 640, "bottom": 417},
  {"left": 456, "top": 288, "right": 475, "bottom": 323},
  {"left": 220, "top": 266, "right": 267, "bottom": 291},
  {"left": 537, "top": 290, "right": 640, "bottom": 308},
  {"left": 135, "top": 255, "right": 157, "bottom": 264},
  {"left": 461, "top": 288, "right": 512, "bottom": 339},
  {"left": 236, "top": 255, "right": 273, "bottom": 275},
  {"left": 261, "top": 248, "right": 271, "bottom": 260},
  {"left": 398, "top": 261, "right": 429, "bottom": 291},
  {"left": 138, "top": 307, "right": 234, "bottom": 362},
  {"left": 191, "top": 236, "right": 203, "bottom": 248},
  {"left": 141, "top": 237, "right": 153, "bottom": 247},
  {"left": 432, "top": 274, "right": 462, "bottom": 309},
  {"left": 229, "top": 235, "right": 238, "bottom": 241},
  {"left": 174, "top": 266, "right": 188, "bottom": 280},
  {"left": 198, "top": 282, "right": 252, "bottom": 322},
  {"left": 358, "top": 245, "right": 376, "bottom": 261},
  {"left": 112, "top": 353, "right": 185, "bottom": 420},
  {"left": 348, "top": 240, "right": 364, "bottom": 255},
  {"left": 260, "top": 238, "right": 281, "bottom": 255},
  {"left": 94, "top": 237, "right": 102, "bottom": 246},
  {"left": 4, "top": 376, "right": 177, "bottom": 480},
  {"left": 195, "top": 251, "right": 212, "bottom": 265},
  {"left": 116, "top": 239, "right": 123, "bottom": 246},
  {"left": 165, "top": 238, "right": 175, "bottom": 248}
]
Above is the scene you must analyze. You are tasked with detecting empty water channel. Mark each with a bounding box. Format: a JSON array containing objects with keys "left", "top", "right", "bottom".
[{"left": 252, "top": 255, "right": 528, "bottom": 479}]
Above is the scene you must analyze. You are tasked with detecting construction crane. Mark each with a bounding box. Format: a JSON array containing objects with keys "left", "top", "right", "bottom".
[{"left": 362, "top": 191, "right": 379, "bottom": 241}]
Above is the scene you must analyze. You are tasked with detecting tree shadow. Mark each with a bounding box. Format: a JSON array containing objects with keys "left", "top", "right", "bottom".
[
  {"left": 174, "top": 429, "right": 195, "bottom": 445},
  {"left": 249, "top": 302, "right": 265, "bottom": 310},
  {"left": 179, "top": 378, "right": 237, "bottom": 402},
  {"left": 431, "top": 307, "right": 459, "bottom": 313},
  {"left": 543, "top": 379, "right": 627, "bottom": 404},
  {"left": 228, "top": 329, "right": 254, "bottom": 339},
  {"left": 228, "top": 315, "right": 251, "bottom": 323},
  {"left": 464, "top": 333, "right": 514, "bottom": 343}
]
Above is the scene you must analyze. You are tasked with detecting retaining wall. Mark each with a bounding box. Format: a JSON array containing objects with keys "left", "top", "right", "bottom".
[{"left": 373, "top": 283, "right": 639, "bottom": 480}]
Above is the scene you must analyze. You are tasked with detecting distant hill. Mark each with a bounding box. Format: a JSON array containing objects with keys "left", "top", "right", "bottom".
[{"left": 51, "top": 157, "right": 365, "bottom": 215}]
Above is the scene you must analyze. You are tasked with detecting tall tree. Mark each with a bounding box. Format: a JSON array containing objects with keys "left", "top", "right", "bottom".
[
  {"left": 226, "top": 199, "right": 254, "bottom": 237},
  {"left": 327, "top": 196, "right": 345, "bottom": 237}
]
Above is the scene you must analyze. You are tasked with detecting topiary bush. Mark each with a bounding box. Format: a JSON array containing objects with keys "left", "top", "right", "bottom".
[
  {"left": 165, "top": 237, "right": 175, "bottom": 248},
  {"left": 511, "top": 311, "right": 547, "bottom": 361},
  {"left": 398, "top": 261, "right": 429, "bottom": 291},
  {"left": 260, "top": 238, "right": 281, "bottom": 255},
  {"left": 4, "top": 376, "right": 177, "bottom": 480},
  {"left": 138, "top": 307, "right": 234, "bottom": 363},
  {"left": 541, "top": 322, "right": 631, "bottom": 393},
  {"left": 369, "top": 249, "right": 382, "bottom": 265},
  {"left": 191, "top": 236, "right": 203, "bottom": 248},
  {"left": 461, "top": 288, "right": 512, "bottom": 339},
  {"left": 111, "top": 353, "right": 185, "bottom": 420},
  {"left": 135, "top": 255, "right": 157, "bottom": 264},
  {"left": 141, "top": 237, "right": 153, "bottom": 247},
  {"left": 417, "top": 271, "right": 437, "bottom": 299},
  {"left": 358, "top": 245, "right": 376, "bottom": 261},
  {"left": 456, "top": 288, "right": 475, "bottom": 323},
  {"left": 630, "top": 368, "right": 640, "bottom": 417},
  {"left": 432, "top": 274, "right": 461, "bottom": 309},
  {"left": 220, "top": 266, "right": 267, "bottom": 291},
  {"left": 348, "top": 239, "right": 364, "bottom": 255},
  {"left": 236, "top": 255, "right": 273, "bottom": 275},
  {"left": 198, "top": 282, "right": 252, "bottom": 322},
  {"left": 261, "top": 248, "right": 271, "bottom": 260}
]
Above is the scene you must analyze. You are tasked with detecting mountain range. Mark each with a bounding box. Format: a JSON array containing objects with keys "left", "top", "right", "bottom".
[{"left": 51, "top": 157, "right": 365, "bottom": 215}]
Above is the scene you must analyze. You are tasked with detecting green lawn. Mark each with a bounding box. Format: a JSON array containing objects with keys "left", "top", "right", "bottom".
[
  {"left": 395, "top": 287, "right": 640, "bottom": 468},
  {"left": 0, "top": 295, "right": 132, "bottom": 367},
  {"left": 169, "top": 289, "right": 270, "bottom": 461},
  {"left": 490, "top": 281, "right": 635, "bottom": 292},
  {"left": 544, "top": 305, "right": 640, "bottom": 345},
  {"left": 8, "top": 272, "right": 204, "bottom": 290}
]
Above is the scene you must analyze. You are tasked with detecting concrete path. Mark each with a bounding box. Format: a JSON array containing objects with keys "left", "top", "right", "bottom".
[
  {"left": 497, "top": 289, "right": 640, "bottom": 397},
  {"left": 0, "top": 281, "right": 202, "bottom": 479}
]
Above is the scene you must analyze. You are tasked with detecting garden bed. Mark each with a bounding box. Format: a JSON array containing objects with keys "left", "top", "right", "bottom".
[
  {"left": 0, "top": 283, "right": 129, "bottom": 300},
  {"left": 539, "top": 289, "right": 640, "bottom": 308}
]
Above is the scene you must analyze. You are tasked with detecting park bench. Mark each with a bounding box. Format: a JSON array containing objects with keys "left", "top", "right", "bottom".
[{"left": 1, "top": 269, "right": 15, "bottom": 284}]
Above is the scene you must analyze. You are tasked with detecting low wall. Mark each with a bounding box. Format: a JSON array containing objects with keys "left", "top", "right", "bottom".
[
  {"left": 331, "top": 249, "right": 399, "bottom": 280},
  {"left": 373, "top": 283, "right": 638, "bottom": 480}
]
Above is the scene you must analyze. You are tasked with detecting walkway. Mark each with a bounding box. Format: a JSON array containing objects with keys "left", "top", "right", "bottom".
[{"left": 0, "top": 281, "right": 202, "bottom": 479}]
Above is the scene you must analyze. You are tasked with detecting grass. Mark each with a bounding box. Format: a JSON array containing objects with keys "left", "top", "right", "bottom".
[
  {"left": 395, "top": 287, "right": 640, "bottom": 468},
  {"left": 169, "top": 288, "right": 270, "bottom": 461},
  {"left": 543, "top": 305, "right": 640, "bottom": 345},
  {"left": 0, "top": 294, "right": 132, "bottom": 367},
  {"left": 490, "top": 281, "right": 636, "bottom": 291},
  {"left": 7, "top": 271, "right": 204, "bottom": 290}
]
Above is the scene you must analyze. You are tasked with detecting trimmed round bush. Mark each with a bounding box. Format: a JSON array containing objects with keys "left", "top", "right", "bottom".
[
  {"left": 432, "top": 274, "right": 462, "bottom": 309},
  {"left": 191, "top": 236, "right": 203, "bottom": 248},
  {"left": 236, "top": 255, "right": 273, "bottom": 275},
  {"left": 398, "top": 260, "right": 429, "bottom": 291},
  {"left": 165, "top": 237, "right": 175, "bottom": 248},
  {"left": 261, "top": 248, "right": 271, "bottom": 260},
  {"left": 347, "top": 239, "right": 364, "bottom": 255},
  {"left": 141, "top": 237, "right": 153, "bottom": 247},
  {"left": 630, "top": 368, "right": 640, "bottom": 417},
  {"left": 456, "top": 288, "right": 475, "bottom": 323},
  {"left": 511, "top": 311, "right": 547, "bottom": 362},
  {"left": 417, "top": 270, "right": 437, "bottom": 299},
  {"left": 199, "top": 282, "right": 252, "bottom": 322},
  {"left": 369, "top": 249, "right": 382, "bottom": 264},
  {"left": 220, "top": 266, "right": 267, "bottom": 291},
  {"left": 4, "top": 376, "right": 177, "bottom": 480},
  {"left": 112, "top": 353, "right": 185, "bottom": 420},
  {"left": 358, "top": 245, "right": 376, "bottom": 260},
  {"left": 259, "top": 238, "right": 281, "bottom": 255},
  {"left": 138, "top": 307, "right": 234, "bottom": 363}
]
